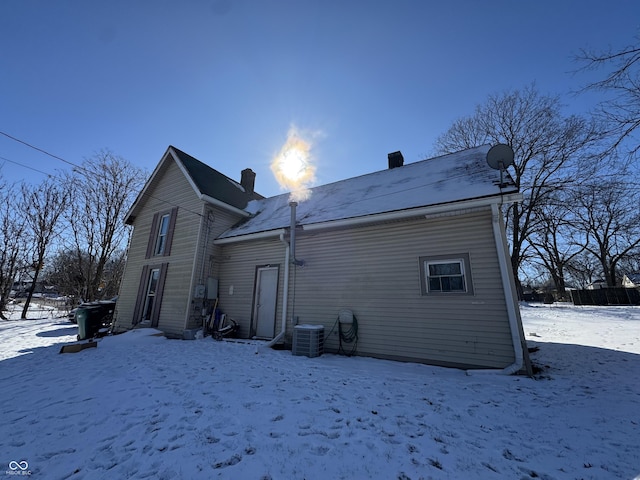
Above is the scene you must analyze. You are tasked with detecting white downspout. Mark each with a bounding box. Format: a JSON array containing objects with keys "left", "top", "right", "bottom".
[
  {"left": 264, "top": 233, "right": 290, "bottom": 348},
  {"left": 468, "top": 203, "right": 524, "bottom": 375}
]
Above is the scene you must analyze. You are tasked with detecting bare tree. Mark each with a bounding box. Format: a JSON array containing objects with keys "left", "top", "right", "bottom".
[
  {"left": 577, "top": 34, "right": 640, "bottom": 154},
  {"left": 43, "top": 247, "right": 128, "bottom": 301},
  {"left": 41, "top": 248, "right": 88, "bottom": 301},
  {"left": 566, "top": 252, "right": 603, "bottom": 289},
  {"left": 20, "top": 179, "right": 70, "bottom": 318},
  {"left": 618, "top": 251, "right": 640, "bottom": 281},
  {"left": 64, "top": 150, "right": 144, "bottom": 302},
  {"left": 435, "top": 85, "right": 602, "bottom": 296},
  {"left": 0, "top": 182, "right": 28, "bottom": 319},
  {"left": 568, "top": 176, "right": 640, "bottom": 287},
  {"left": 528, "top": 195, "right": 585, "bottom": 297}
]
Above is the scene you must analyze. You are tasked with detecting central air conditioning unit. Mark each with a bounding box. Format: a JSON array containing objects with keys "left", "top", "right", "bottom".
[{"left": 292, "top": 324, "right": 324, "bottom": 358}]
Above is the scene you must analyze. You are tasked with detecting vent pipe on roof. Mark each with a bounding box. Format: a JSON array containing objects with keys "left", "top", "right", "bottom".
[
  {"left": 240, "top": 168, "right": 256, "bottom": 194},
  {"left": 289, "top": 201, "right": 304, "bottom": 267},
  {"left": 388, "top": 151, "right": 404, "bottom": 169}
]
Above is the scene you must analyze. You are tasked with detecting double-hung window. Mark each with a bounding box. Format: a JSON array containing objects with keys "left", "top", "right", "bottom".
[
  {"left": 141, "top": 268, "right": 161, "bottom": 322},
  {"left": 427, "top": 260, "right": 465, "bottom": 292},
  {"left": 133, "top": 263, "right": 168, "bottom": 327},
  {"left": 419, "top": 253, "right": 474, "bottom": 295},
  {"left": 145, "top": 207, "right": 178, "bottom": 258},
  {"left": 154, "top": 214, "right": 171, "bottom": 256}
]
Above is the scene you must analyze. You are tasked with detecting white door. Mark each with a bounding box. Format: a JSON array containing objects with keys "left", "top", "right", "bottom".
[{"left": 253, "top": 266, "right": 279, "bottom": 338}]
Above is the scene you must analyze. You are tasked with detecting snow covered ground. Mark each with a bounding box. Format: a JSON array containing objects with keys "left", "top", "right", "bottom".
[{"left": 1, "top": 302, "right": 638, "bottom": 480}]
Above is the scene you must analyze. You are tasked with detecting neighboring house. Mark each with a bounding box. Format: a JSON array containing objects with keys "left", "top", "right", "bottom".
[
  {"left": 622, "top": 273, "right": 640, "bottom": 288},
  {"left": 115, "top": 144, "right": 531, "bottom": 374},
  {"left": 586, "top": 279, "right": 608, "bottom": 290}
]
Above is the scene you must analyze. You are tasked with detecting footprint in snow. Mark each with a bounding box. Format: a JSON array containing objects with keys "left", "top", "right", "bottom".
[{"left": 213, "top": 453, "right": 242, "bottom": 469}]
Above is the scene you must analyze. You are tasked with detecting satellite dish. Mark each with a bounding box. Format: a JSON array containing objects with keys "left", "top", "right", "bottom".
[
  {"left": 486, "top": 144, "right": 514, "bottom": 170},
  {"left": 486, "top": 144, "right": 514, "bottom": 188}
]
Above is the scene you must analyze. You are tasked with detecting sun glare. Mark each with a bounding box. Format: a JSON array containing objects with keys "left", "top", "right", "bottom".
[
  {"left": 271, "top": 127, "right": 316, "bottom": 201},
  {"left": 278, "top": 147, "right": 307, "bottom": 181}
]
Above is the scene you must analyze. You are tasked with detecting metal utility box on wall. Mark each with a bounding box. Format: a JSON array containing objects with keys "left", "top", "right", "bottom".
[
  {"left": 193, "top": 284, "right": 206, "bottom": 299},
  {"left": 207, "top": 277, "right": 218, "bottom": 300},
  {"left": 292, "top": 325, "right": 324, "bottom": 358}
]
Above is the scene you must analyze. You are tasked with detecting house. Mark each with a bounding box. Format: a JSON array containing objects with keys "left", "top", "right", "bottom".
[
  {"left": 622, "top": 273, "right": 640, "bottom": 288},
  {"left": 586, "top": 279, "right": 608, "bottom": 290},
  {"left": 114, "top": 144, "right": 531, "bottom": 374}
]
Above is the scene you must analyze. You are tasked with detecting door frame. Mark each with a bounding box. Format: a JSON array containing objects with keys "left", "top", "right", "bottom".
[{"left": 251, "top": 265, "right": 280, "bottom": 338}]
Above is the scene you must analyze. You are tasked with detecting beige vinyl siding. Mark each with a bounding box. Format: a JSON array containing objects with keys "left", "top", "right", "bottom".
[
  {"left": 184, "top": 207, "right": 246, "bottom": 330},
  {"left": 217, "top": 239, "right": 287, "bottom": 338},
  {"left": 115, "top": 160, "right": 203, "bottom": 337},
  {"left": 218, "top": 208, "right": 516, "bottom": 369}
]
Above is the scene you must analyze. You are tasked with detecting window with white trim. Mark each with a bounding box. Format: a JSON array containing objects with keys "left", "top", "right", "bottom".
[{"left": 419, "top": 254, "right": 474, "bottom": 295}]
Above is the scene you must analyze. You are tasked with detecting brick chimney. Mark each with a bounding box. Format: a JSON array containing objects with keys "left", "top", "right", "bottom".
[
  {"left": 240, "top": 168, "right": 256, "bottom": 194},
  {"left": 388, "top": 151, "right": 404, "bottom": 169}
]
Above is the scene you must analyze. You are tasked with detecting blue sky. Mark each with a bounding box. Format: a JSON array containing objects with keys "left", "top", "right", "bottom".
[{"left": 1, "top": 0, "right": 639, "bottom": 197}]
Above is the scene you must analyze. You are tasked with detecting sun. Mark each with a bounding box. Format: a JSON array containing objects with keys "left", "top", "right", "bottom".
[
  {"left": 271, "top": 128, "right": 316, "bottom": 199},
  {"left": 277, "top": 146, "right": 308, "bottom": 182}
]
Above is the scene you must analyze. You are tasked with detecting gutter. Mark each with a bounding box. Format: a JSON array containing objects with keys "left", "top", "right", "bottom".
[
  {"left": 214, "top": 229, "right": 286, "bottom": 245},
  {"left": 298, "top": 194, "right": 522, "bottom": 232},
  {"left": 216, "top": 194, "right": 522, "bottom": 245},
  {"left": 468, "top": 203, "right": 526, "bottom": 375},
  {"left": 201, "top": 194, "right": 252, "bottom": 218},
  {"left": 264, "top": 233, "right": 290, "bottom": 348}
]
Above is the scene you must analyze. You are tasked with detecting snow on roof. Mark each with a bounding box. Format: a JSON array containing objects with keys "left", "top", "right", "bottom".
[
  {"left": 218, "top": 145, "right": 518, "bottom": 239},
  {"left": 624, "top": 273, "right": 640, "bottom": 284}
]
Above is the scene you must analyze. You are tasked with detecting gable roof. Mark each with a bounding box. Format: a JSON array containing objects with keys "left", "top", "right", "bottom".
[
  {"left": 624, "top": 273, "right": 640, "bottom": 284},
  {"left": 170, "top": 147, "right": 263, "bottom": 207},
  {"left": 126, "top": 146, "right": 262, "bottom": 224},
  {"left": 217, "top": 144, "right": 520, "bottom": 241}
]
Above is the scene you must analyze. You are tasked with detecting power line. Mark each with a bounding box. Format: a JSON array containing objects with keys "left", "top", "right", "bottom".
[
  {"left": 0, "top": 130, "right": 82, "bottom": 171},
  {"left": 0, "top": 130, "right": 206, "bottom": 218},
  {"left": 0, "top": 155, "right": 54, "bottom": 178}
]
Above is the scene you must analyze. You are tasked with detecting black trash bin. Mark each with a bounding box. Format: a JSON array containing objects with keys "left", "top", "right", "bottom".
[{"left": 76, "top": 306, "right": 103, "bottom": 341}]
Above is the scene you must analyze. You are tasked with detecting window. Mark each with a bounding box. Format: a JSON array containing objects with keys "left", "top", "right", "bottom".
[
  {"left": 427, "top": 260, "right": 465, "bottom": 292},
  {"left": 154, "top": 214, "right": 170, "bottom": 256},
  {"left": 133, "top": 263, "right": 168, "bottom": 327},
  {"left": 141, "top": 268, "right": 160, "bottom": 322},
  {"left": 419, "top": 253, "right": 474, "bottom": 295},
  {"left": 145, "top": 207, "right": 178, "bottom": 258}
]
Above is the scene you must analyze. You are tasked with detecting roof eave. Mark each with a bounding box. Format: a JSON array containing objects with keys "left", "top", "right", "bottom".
[
  {"left": 125, "top": 146, "right": 253, "bottom": 224},
  {"left": 201, "top": 194, "right": 252, "bottom": 218},
  {"left": 124, "top": 146, "right": 176, "bottom": 224},
  {"left": 216, "top": 192, "right": 522, "bottom": 243},
  {"left": 303, "top": 192, "right": 522, "bottom": 232},
  {"left": 213, "top": 228, "right": 287, "bottom": 245}
]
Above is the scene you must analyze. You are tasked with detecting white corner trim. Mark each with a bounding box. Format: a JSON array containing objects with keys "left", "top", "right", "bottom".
[{"left": 469, "top": 203, "right": 524, "bottom": 375}]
